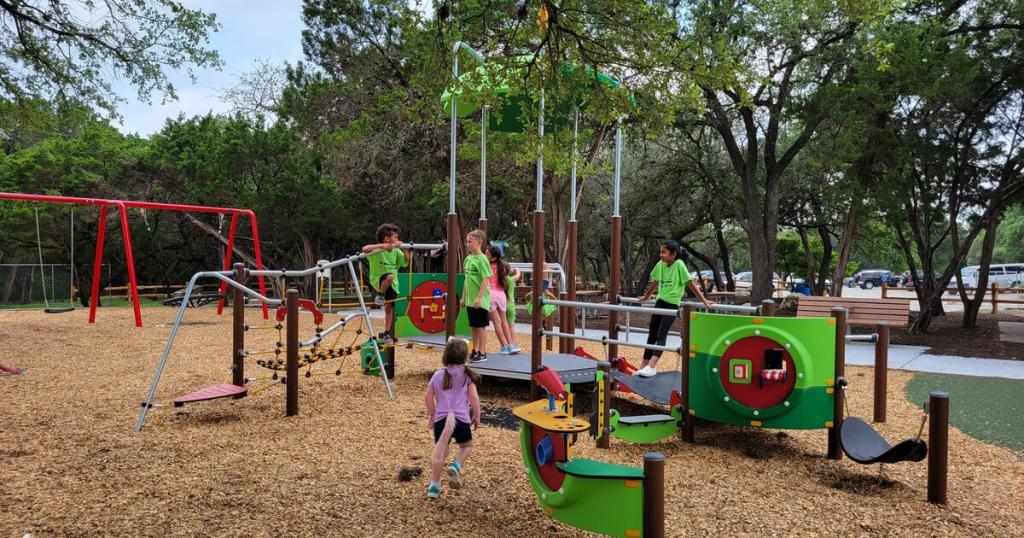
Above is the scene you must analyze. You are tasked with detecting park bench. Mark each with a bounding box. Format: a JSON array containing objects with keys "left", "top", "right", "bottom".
[
  {"left": 796, "top": 296, "right": 911, "bottom": 328},
  {"left": 162, "top": 291, "right": 224, "bottom": 308},
  {"left": 796, "top": 295, "right": 911, "bottom": 424}
]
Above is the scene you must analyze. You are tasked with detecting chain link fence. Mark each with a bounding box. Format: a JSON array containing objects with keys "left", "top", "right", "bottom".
[{"left": 0, "top": 264, "right": 110, "bottom": 310}]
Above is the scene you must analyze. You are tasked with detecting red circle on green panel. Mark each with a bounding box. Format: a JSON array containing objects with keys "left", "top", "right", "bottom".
[
  {"left": 719, "top": 336, "right": 796, "bottom": 409},
  {"left": 407, "top": 280, "right": 448, "bottom": 334}
]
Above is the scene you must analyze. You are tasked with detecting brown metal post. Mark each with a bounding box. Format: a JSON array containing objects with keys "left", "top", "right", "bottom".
[
  {"left": 681, "top": 305, "right": 695, "bottom": 443},
  {"left": 531, "top": 210, "right": 545, "bottom": 399},
  {"left": 385, "top": 309, "right": 396, "bottom": 379},
  {"left": 608, "top": 215, "right": 622, "bottom": 359},
  {"left": 828, "top": 307, "right": 847, "bottom": 460},
  {"left": 928, "top": 391, "right": 949, "bottom": 504},
  {"left": 874, "top": 322, "right": 889, "bottom": 423},
  {"left": 232, "top": 263, "right": 246, "bottom": 388},
  {"left": 881, "top": 283, "right": 888, "bottom": 299},
  {"left": 566, "top": 220, "right": 578, "bottom": 351},
  {"left": 643, "top": 452, "right": 666, "bottom": 538},
  {"left": 286, "top": 289, "right": 299, "bottom": 417},
  {"left": 760, "top": 299, "right": 776, "bottom": 317},
  {"left": 598, "top": 361, "right": 611, "bottom": 449},
  {"left": 446, "top": 213, "right": 459, "bottom": 338}
]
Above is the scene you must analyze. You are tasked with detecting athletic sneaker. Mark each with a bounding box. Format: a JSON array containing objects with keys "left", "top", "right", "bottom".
[
  {"left": 374, "top": 294, "right": 385, "bottom": 307},
  {"left": 380, "top": 331, "right": 394, "bottom": 345},
  {"left": 509, "top": 344, "right": 522, "bottom": 354},
  {"left": 635, "top": 365, "right": 657, "bottom": 378},
  {"left": 469, "top": 351, "right": 487, "bottom": 364},
  {"left": 447, "top": 461, "right": 464, "bottom": 489},
  {"left": 499, "top": 345, "right": 512, "bottom": 355},
  {"left": 427, "top": 483, "right": 441, "bottom": 498}
]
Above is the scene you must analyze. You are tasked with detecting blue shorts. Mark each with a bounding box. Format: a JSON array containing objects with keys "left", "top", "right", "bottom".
[{"left": 433, "top": 418, "right": 472, "bottom": 445}]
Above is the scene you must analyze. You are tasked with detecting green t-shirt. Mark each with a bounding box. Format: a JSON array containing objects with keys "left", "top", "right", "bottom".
[
  {"left": 650, "top": 259, "right": 692, "bottom": 305},
  {"left": 368, "top": 249, "right": 408, "bottom": 293},
  {"left": 463, "top": 253, "right": 493, "bottom": 310}
]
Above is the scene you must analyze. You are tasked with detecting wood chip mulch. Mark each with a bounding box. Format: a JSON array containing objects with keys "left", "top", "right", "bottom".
[{"left": 1, "top": 308, "right": 1022, "bottom": 537}]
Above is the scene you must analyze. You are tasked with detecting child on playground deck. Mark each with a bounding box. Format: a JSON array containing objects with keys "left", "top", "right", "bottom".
[
  {"left": 462, "top": 230, "right": 492, "bottom": 363},
  {"left": 505, "top": 267, "right": 522, "bottom": 343},
  {"left": 362, "top": 223, "right": 411, "bottom": 344},
  {"left": 487, "top": 245, "right": 521, "bottom": 355},
  {"left": 424, "top": 338, "right": 481, "bottom": 498},
  {"left": 634, "top": 240, "right": 714, "bottom": 378}
]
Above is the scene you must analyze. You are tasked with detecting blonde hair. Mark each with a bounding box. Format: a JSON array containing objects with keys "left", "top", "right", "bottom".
[{"left": 467, "top": 229, "right": 487, "bottom": 245}]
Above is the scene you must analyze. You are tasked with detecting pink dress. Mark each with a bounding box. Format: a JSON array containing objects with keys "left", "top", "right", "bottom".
[{"left": 488, "top": 263, "right": 508, "bottom": 313}]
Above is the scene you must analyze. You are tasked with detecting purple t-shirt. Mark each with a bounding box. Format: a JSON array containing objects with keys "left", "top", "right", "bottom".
[{"left": 428, "top": 366, "right": 473, "bottom": 423}]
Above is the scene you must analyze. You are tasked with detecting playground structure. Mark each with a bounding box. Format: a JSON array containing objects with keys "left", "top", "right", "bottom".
[
  {"left": 515, "top": 365, "right": 665, "bottom": 538},
  {"left": 133, "top": 243, "right": 443, "bottom": 432},
  {"left": 0, "top": 192, "right": 269, "bottom": 327}
]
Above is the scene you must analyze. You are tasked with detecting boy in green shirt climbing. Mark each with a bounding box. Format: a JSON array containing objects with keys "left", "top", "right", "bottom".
[
  {"left": 634, "top": 240, "right": 714, "bottom": 377},
  {"left": 461, "top": 229, "right": 492, "bottom": 363},
  {"left": 362, "top": 223, "right": 410, "bottom": 344}
]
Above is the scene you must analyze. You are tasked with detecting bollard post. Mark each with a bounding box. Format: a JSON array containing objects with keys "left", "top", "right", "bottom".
[
  {"left": 928, "top": 392, "right": 949, "bottom": 504},
  {"left": 232, "top": 263, "right": 246, "bottom": 388},
  {"left": 681, "top": 305, "right": 695, "bottom": 443},
  {"left": 286, "top": 289, "right": 299, "bottom": 417},
  {"left": 828, "top": 307, "right": 847, "bottom": 460},
  {"left": 643, "top": 452, "right": 666, "bottom": 538},
  {"left": 874, "top": 322, "right": 889, "bottom": 423}
]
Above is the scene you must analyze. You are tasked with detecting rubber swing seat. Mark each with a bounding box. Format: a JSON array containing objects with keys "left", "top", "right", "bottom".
[{"left": 839, "top": 417, "right": 928, "bottom": 465}]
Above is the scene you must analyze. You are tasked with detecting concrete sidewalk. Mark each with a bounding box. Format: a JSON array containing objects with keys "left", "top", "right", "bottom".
[{"left": 524, "top": 323, "right": 1024, "bottom": 381}]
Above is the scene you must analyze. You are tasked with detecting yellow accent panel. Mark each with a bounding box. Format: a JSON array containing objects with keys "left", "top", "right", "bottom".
[
  {"left": 624, "top": 480, "right": 641, "bottom": 488},
  {"left": 826, "top": 388, "right": 834, "bottom": 394},
  {"left": 689, "top": 352, "right": 696, "bottom": 359},
  {"left": 545, "top": 506, "right": 554, "bottom": 515},
  {"left": 690, "top": 343, "right": 697, "bottom": 350},
  {"left": 690, "top": 312, "right": 697, "bottom": 319},
  {"left": 828, "top": 318, "right": 836, "bottom": 325},
  {"left": 626, "top": 530, "right": 641, "bottom": 537},
  {"left": 825, "top": 421, "right": 833, "bottom": 428},
  {"left": 512, "top": 399, "right": 590, "bottom": 433},
  {"left": 750, "top": 420, "right": 762, "bottom": 427},
  {"left": 688, "top": 408, "right": 696, "bottom": 415},
  {"left": 826, "top": 378, "right": 834, "bottom": 386},
  {"left": 752, "top": 317, "right": 764, "bottom": 324}
]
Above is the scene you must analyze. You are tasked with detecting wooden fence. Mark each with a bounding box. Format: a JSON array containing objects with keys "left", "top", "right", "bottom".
[{"left": 882, "top": 283, "right": 1024, "bottom": 313}]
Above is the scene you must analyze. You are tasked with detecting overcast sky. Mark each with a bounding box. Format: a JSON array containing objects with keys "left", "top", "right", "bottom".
[{"left": 113, "top": 1, "right": 306, "bottom": 137}]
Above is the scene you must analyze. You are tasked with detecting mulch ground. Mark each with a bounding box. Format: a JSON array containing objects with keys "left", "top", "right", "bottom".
[{"left": 1, "top": 307, "right": 1023, "bottom": 537}]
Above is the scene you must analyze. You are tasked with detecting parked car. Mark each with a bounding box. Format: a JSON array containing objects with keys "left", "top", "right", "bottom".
[
  {"left": 699, "top": 270, "right": 734, "bottom": 286},
  {"left": 900, "top": 270, "right": 942, "bottom": 288},
  {"left": 857, "top": 270, "right": 894, "bottom": 289},
  {"left": 734, "top": 271, "right": 781, "bottom": 288},
  {"left": 959, "top": 264, "right": 1024, "bottom": 289}
]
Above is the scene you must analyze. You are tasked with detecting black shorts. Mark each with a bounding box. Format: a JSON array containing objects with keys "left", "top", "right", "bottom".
[
  {"left": 467, "top": 306, "right": 489, "bottom": 328},
  {"left": 378, "top": 274, "right": 397, "bottom": 301},
  {"left": 433, "top": 418, "right": 473, "bottom": 445}
]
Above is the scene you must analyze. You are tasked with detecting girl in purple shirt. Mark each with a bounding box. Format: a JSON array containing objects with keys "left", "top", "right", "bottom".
[{"left": 424, "top": 338, "right": 481, "bottom": 498}]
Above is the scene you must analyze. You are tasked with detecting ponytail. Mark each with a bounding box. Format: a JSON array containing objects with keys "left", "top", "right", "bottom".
[{"left": 662, "top": 239, "right": 683, "bottom": 261}]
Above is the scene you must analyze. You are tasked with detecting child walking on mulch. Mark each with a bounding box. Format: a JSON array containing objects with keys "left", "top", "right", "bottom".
[{"left": 424, "top": 338, "right": 481, "bottom": 498}]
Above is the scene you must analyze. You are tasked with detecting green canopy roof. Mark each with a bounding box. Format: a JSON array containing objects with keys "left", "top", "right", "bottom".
[{"left": 440, "top": 57, "right": 633, "bottom": 133}]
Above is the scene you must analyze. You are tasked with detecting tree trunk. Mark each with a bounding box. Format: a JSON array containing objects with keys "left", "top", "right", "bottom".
[
  {"left": 796, "top": 226, "right": 818, "bottom": 290},
  {"left": 830, "top": 204, "right": 858, "bottom": 297},
  {"left": 815, "top": 224, "right": 833, "bottom": 295},
  {"left": 713, "top": 218, "right": 736, "bottom": 291},
  {"left": 963, "top": 215, "right": 999, "bottom": 328}
]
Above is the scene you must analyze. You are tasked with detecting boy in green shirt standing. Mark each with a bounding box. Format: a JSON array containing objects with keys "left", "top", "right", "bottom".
[
  {"left": 634, "top": 240, "right": 714, "bottom": 377},
  {"left": 363, "top": 223, "right": 410, "bottom": 344},
  {"left": 461, "top": 229, "right": 492, "bottom": 363}
]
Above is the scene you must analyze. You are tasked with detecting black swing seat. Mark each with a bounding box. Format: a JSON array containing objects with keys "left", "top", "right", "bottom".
[
  {"left": 44, "top": 307, "right": 75, "bottom": 314},
  {"left": 840, "top": 417, "right": 928, "bottom": 464}
]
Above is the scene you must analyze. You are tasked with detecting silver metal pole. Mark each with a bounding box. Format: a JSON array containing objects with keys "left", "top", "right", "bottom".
[
  {"left": 615, "top": 324, "right": 682, "bottom": 338},
  {"left": 541, "top": 329, "right": 681, "bottom": 354},
  {"left": 571, "top": 107, "right": 579, "bottom": 220},
  {"left": 536, "top": 89, "right": 545, "bottom": 211},
  {"left": 613, "top": 118, "right": 622, "bottom": 217},
  {"left": 543, "top": 297, "right": 679, "bottom": 317},
  {"left": 481, "top": 105, "right": 487, "bottom": 222},
  {"left": 450, "top": 52, "right": 458, "bottom": 215},
  {"left": 845, "top": 334, "right": 879, "bottom": 343},
  {"left": 618, "top": 295, "right": 761, "bottom": 314},
  {"left": 346, "top": 260, "right": 394, "bottom": 399}
]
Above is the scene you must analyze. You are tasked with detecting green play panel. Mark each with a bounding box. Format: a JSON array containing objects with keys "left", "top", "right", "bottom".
[{"left": 905, "top": 373, "right": 1024, "bottom": 455}]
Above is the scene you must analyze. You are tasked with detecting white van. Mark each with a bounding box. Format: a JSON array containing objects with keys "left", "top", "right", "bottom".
[{"left": 959, "top": 264, "right": 1024, "bottom": 288}]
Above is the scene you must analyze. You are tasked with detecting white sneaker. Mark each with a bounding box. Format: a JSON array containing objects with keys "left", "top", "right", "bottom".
[
  {"left": 499, "top": 345, "right": 513, "bottom": 355},
  {"left": 509, "top": 344, "right": 522, "bottom": 354},
  {"left": 635, "top": 366, "right": 657, "bottom": 378}
]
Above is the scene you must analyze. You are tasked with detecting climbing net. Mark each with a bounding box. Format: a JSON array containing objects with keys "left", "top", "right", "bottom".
[{"left": 238, "top": 314, "right": 400, "bottom": 396}]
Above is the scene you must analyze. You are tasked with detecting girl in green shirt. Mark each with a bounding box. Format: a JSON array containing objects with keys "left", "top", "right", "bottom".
[{"left": 634, "top": 240, "right": 714, "bottom": 377}]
